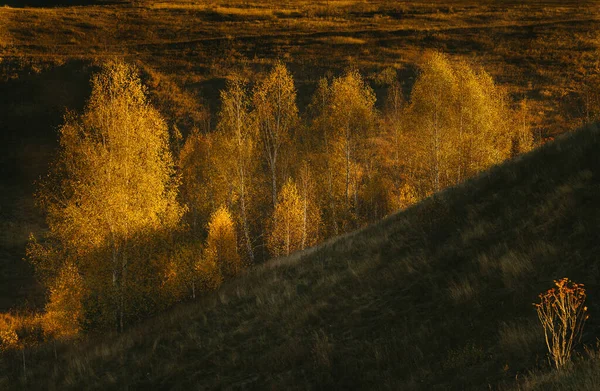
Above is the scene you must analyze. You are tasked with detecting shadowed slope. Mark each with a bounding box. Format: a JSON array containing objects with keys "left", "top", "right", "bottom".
[{"left": 2, "top": 124, "right": 600, "bottom": 389}]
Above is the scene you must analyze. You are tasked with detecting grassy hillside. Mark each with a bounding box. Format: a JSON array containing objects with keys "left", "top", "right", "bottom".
[{"left": 1, "top": 122, "right": 599, "bottom": 390}]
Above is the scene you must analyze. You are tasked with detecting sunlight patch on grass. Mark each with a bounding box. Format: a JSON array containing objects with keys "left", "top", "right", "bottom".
[
  {"left": 150, "top": 3, "right": 276, "bottom": 19},
  {"left": 318, "top": 36, "right": 367, "bottom": 45},
  {"left": 447, "top": 277, "right": 478, "bottom": 304},
  {"left": 499, "top": 250, "right": 533, "bottom": 288}
]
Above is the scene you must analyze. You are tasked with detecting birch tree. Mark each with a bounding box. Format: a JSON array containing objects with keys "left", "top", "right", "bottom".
[
  {"left": 405, "top": 51, "right": 514, "bottom": 197},
  {"left": 179, "top": 130, "right": 220, "bottom": 236},
  {"left": 41, "top": 262, "right": 85, "bottom": 339},
  {"left": 299, "top": 164, "right": 321, "bottom": 250},
  {"left": 267, "top": 178, "right": 304, "bottom": 258},
  {"left": 29, "top": 61, "right": 183, "bottom": 332},
  {"left": 315, "top": 70, "right": 377, "bottom": 232},
  {"left": 215, "top": 76, "right": 257, "bottom": 263},
  {"left": 253, "top": 62, "right": 298, "bottom": 207}
]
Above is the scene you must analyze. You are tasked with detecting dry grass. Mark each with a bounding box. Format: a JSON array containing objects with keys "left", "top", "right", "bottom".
[{"left": 514, "top": 346, "right": 600, "bottom": 391}]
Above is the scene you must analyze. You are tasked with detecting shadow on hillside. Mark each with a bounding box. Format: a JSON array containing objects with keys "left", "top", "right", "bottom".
[
  {"left": 0, "top": 59, "right": 94, "bottom": 311},
  {"left": 0, "top": 59, "right": 93, "bottom": 186}
]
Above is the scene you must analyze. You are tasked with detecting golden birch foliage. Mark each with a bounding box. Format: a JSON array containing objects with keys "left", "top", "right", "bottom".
[
  {"left": 512, "top": 98, "right": 534, "bottom": 156},
  {"left": 457, "top": 63, "right": 512, "bottom": 172},
  {"left": 205, "top": 206, "right": 242, "bottom": 278},
  {"left": 377, "top": 86, "right": 419, "bottom": 214},
  {"left": 383, "top": 81, "right": 405, "bottom": 171},
  {"left": 316, "top": 70, "right": 377, "bottom": 232},
  {"left": 397, "top": 182, "right": 418, "bottom": 210},
  {"left": 302, "top": 77, "right": 331, "bottom": 155},
  {"left": 360, "top": 174, "right": 395, "bottom": 221},
  {"left": 253, "top": 62, "right": 299, "bottom": 206},
  {"left": 194, "top": 252, "right": 222, "bottom": 292},
  {"left": 30, "top": 61, "right": 183, "bottom": 331},
  {"left": 268, "top": 178, "right": 304, "bottom": 258},
  {"left": 179, "top": 130, "right": 223, "bottom": 233},
  {"left": 307, "top": 77, "right": 331, "bottom": 133},
  {"left": 0, "top": 313, "right": 44, "bottom": 352},
  {"left": 161, "top": 241, "right": 220, "bottom": 302},
  {"left": 405, "top": 51, "right": 514, "bottom": 197},
  {"left": 42, "top": 263, "right": 85, "bottom": 339},
  {"left": 306, "top": 78, "right": 341, "bottom": 237},
  {"left": 0, "top": 316, "right": 19, "bottom": 352},
  {"left": 39, "top": 61, "right": 182, "bottom": 249},
  {"left": 297, "top": 163, "right": 322, "bottom": 250},
  {"left": 215, "top": 76, "right": 258, "bottom": 262},
  {"left": 405, "top": 51, "right": 459, "bottom": 195}
]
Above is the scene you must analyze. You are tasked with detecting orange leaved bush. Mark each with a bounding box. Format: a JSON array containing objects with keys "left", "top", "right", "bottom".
[
  {"left": 42, "top": 263, "right": 85, "bottom": 340},
  {"left": 534, "top": 278, "right": 589, "bottom": 369}
]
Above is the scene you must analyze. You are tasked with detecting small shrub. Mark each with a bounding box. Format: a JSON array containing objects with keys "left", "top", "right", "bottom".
[
  {"left": 42, "top": 262, "right": 85, "bottom": 340},
  {"left": 533, "top": 278, "right": 588, "bottom": 369},
  {"left": 0, "top": 326, "right": 18, "bottom": 352},
  {"left": 0, "top": 313, "right": 44, "bottom": 351}
]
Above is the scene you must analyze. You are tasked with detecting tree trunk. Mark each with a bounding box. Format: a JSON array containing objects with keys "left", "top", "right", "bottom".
[
  {"left": 22, "top": 348, "right": 27, "bottom": 383},
  {"left": 271, "top": 162, "right": 277, "bottom": 207},
  {"left": 345, "top": 134, "right": 351, "bottom": 206},
  {"left": 302, "top": 194, "right": 308, "bottom": 250},
  {"left": 328, "top": 167, "right": 338, "bottom": 236},
  {"left": 239, "top": 177, "right": 254, "bottom": 263},
  {"left": 119, "top": 241, "right": 127, "bottom": 333},
  {"left": 111, "top": 238, "right": 120, "bottom": 332}
]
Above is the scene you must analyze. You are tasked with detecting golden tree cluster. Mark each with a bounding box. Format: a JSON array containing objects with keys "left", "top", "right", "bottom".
[{"left": 24, "top": 51, "right": 534, "bottom": 338}]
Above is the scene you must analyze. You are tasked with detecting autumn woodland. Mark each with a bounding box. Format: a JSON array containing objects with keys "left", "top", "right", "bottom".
[
  {"left": 12, "top": 52, "right": 528, "bottom": 337},
  {"left": 1, "top": 1, "right": 600, "bottom": 389}
]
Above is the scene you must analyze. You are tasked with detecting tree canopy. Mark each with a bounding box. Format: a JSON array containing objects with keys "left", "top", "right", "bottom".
[{"left": 29, "top": 61, "right": 183, "bottom": 331}]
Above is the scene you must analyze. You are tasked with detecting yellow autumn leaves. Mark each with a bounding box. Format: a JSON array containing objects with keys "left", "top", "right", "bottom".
[
  {"left": 28, "top": 61, "right": 185, "bottom": 332},
  {"left": 268, "top": 177, "right": 321, "bottom": 257},
  {"left": 404, "top": 51, "right": 532, "bottom": 196},
  {"left": 42, "top": 263, "right": 85, "bottom": 339}
]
